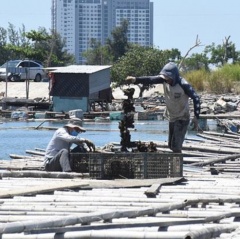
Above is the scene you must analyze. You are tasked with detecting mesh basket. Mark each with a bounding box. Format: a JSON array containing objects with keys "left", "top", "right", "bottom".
[
  {"left": 88, "top": 152, "right": 183, "bottom": 179},
  {"left": 70, "top": 153, "right": 89, "bottom": 173}
]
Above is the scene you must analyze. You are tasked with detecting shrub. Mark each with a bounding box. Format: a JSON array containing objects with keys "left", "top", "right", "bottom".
[
  {"left": 206, "top": 71, "right": 232, "bottom": 93},
  {"left": 182, "top": 69, "right": 207, "bottom": 92},
  {"left": 182, "top": 64, "right": 240, "bottom": 93},
  {"left": 218, "top": 64, "right": 240, "bottom": 82}
]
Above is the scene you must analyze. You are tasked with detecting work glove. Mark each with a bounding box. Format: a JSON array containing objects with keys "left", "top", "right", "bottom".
[
  {"left": 85, "top": 139, "right": 95, "bottom": 152},
  {"left": 125, "top": 76, "right": 136, "bottom": 84}
]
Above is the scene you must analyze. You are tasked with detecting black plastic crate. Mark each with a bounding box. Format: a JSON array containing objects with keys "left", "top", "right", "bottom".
[
  {"left": 88, "top": 152, "right": 143, "bottom": 179},
  {"left": 88, "top": 152, "right": 183, "bottom": 179},
  {"left": 145, "top": 153, "right": 183, "bottom": 178},
  {"left": 70, "top": 153, "right": 89, "bottom": 173}
]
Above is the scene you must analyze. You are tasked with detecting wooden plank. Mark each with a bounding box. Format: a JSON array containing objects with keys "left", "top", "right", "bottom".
[
  {"left": 144, "top": 178, "right": 185, "bottom": 198},
  {"left": 0, "top": 181, "right": 89, "bottom": 198},
  {"left": 86, "top": 177, "right": 184, "bottom": 189},
  {"left": 145, "top": 183, "right": 164, "bottom": 198},
  {"left": 25, "top": 150, "right": 45, "bottom": 156},
  {"left": 0, "top": 170, "right": 89, "bottom": 179},
  {"left": 9, "top": 154, "right": 37, "bottom": 159},
  {"left": 0, "top": 158, "right": 44, "bottom": 171}
]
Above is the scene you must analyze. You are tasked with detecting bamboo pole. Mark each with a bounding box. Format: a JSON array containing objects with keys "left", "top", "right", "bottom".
[
  {"left": 184, "top": 225, "right": 238, "bottom": 239},
  {"left": 24, "top": 218, "right": 206, "bottom": 235},
  {"left": 182, "top": 144, "right": 240, "bottom": 154},
  {"left": 154, "top": 141, "right": 240, "bottom": 154},
  {"left": 200, "top": 114, "right": 240, "bottom": 119},
  {"left": 0, "top": 201, "right": 188, "bottom": 234},
  {"left": 2, "top": 225, "right": 237, "bottom": 238},
  {"left": 199, "top": 131, "right": 240, "bottom": 139},
  {"left": 196, "top": 133, "right": 240, "bottom": 146},
  {"left": 1, "top": 231, "right": 189, "bottom": 239},
  {"left": 190, "top": 154, "right": 240, "bottom": 166}
]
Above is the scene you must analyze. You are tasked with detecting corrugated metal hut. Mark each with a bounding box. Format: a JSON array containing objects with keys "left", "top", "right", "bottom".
[{"left": 48, "top": 65, "right": 112, "bottom": 112}]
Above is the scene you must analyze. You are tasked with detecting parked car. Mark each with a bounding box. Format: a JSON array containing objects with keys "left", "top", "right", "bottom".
[{"left": 0, "top": 60, "right": 45, "bottom": 82}]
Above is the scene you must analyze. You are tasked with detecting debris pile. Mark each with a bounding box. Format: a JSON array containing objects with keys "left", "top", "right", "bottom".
[{"left": 200, "top": 94, "right": 240, "bottom": 114}]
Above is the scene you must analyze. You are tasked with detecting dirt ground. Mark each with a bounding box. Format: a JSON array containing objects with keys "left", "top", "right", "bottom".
[
  {"left": 0, "top": 82, "right": 50, "bottom": 99},
  {"left": 0, "top": 82, "right": 164, "bottom": 100}
]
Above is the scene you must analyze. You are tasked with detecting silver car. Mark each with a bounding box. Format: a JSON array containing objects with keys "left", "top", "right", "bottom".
[{"left": 0, "top": 60, "right": 45, "bottom": 82}]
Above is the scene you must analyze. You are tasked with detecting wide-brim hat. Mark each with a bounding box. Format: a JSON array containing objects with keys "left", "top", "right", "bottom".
[{"left": 64, "top": 123, "right": 86, "bottom": 132}]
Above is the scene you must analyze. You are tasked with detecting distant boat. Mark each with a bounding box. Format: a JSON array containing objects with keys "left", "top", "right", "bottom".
[{"left": 94, "top": 116, "right": 110, "bottom": 122}]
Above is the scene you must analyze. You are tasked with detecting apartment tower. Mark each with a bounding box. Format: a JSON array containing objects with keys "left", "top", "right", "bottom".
[{"left": 52, "top": 0, "right": 153, "bottom": 64}]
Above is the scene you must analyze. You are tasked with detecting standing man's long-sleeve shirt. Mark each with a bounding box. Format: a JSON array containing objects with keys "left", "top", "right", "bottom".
[{"left": 134, "top": 62, "right": 201, "bottom": 122}]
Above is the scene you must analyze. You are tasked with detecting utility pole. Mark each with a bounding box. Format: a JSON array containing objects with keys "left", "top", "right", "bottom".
[{"left": 5, "top": 61, "right": 8, "bottom": 97}]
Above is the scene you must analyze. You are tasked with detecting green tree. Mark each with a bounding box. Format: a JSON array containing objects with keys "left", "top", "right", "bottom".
[
  {"left": 83, "top": 19, "right": 130, "bottom": 65},
  {"left": 18, "top": 24, "right": 29, "bottom": 47},
  {"left": 0, "top": 27, "right": 7, "bottom": 46},
  {"left": 204, "top": 36, "right": 240, "bottom": 67},
  {"left": 46, "top": 30, "right": 75, "bottom": 66},
  {"left": 82, "top": 39, "right": 113, "bottom": 65},
  {"left": 27, "top": 28, "right": 75, "bottom": 66},
  {"left": 0, "top": 27, "right": 8, "bottom": 64},
  {"left": 25, "top": 28, "right": 54, "bottom": 64},
  {"left": 181, "top": 53, "right": 210, "bottom": 72},
  {"left": 0, "top": 24, "right": 31, "bottom": 61},
  {"left": 7, "top": 23, "right": 19, "bottom": 46},
  {"left": 106, "top": 19, "right": 130, "bottom": 62},
  {"left": 0, "top": 24, "right": 75, "bottom": 67},
  {"left": 111, "top": 45, "right": 181, "bottom": 97}
]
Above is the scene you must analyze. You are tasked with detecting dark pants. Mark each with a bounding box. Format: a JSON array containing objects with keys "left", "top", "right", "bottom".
[
  {"left": 45, "top": 149, "right": 72, "bottom": 172},
  {"left": 168, "top": 119, "right": 189, "bottom": 153}
]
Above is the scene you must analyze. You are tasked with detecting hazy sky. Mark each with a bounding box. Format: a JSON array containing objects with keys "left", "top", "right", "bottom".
[{"left": 0, "top": 0, "right": 239, "bottom": 55}]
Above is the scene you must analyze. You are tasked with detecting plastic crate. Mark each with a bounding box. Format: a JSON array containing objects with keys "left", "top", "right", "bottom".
[
  {"left": 88, "top": 152, "right": 183, "bottom": 179},
  {"left": 70, "top": 153, "right": 89, "bottom": 173},
  {"left": 145, "top": 153, "right": 183, "bottom": 178},
  {"left": 88, "top": 152, "right": 142, "bottom": 179}
]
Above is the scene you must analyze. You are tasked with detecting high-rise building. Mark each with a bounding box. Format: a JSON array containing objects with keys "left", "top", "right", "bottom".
[{"left": 52, "top": 0, "right": 153, "bottom": 64}]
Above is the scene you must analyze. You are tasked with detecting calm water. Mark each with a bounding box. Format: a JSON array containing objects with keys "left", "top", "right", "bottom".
[{"left": 0, "top": 119, "right": 218, "bottom": 160}]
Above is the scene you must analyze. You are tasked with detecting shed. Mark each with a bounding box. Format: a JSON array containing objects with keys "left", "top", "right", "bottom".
[{"left": 48, "top": 65, "right": 112, "bottom": 112}]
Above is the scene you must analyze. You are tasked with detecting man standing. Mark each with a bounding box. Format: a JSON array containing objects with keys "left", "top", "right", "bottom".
[
  {"left": 44, "top": 121, "right": 95, "bottom": 172},
  {"left": 125, "top": 62, "right": 200, "bottom": 153}
]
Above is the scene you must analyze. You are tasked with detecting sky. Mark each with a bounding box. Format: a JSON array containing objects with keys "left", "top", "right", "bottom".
[{"left": 0, "top": 0, "right": 240, "bottom": 56}]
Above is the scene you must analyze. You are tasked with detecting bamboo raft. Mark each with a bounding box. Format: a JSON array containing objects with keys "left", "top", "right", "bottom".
[{"left": 1, "top": 131, "right": 240, "bottom": 238}]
